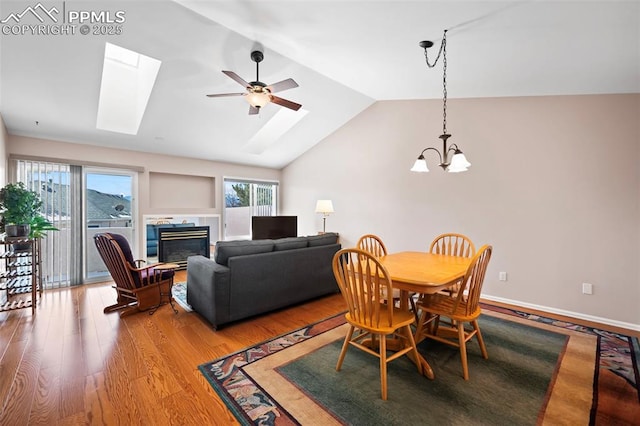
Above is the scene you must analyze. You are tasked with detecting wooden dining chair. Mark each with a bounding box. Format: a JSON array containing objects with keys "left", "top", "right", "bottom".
[
  {"left": 429, "top": 233, "right": 476, "bottom": 258},
  {"left": 333, "top": 248, "right": 421, "bottom": 400},
  {"left": 356, "top": 234, "right": 388, "bottom": 257},
  {"left": 94, "top": 233, "right": 177, "bottom": 316},
  {"left": 414, "top": 245, "right": 493, "bottom": 380},
  {"left": 357, "top": 234, "right": 418, "bottom": 321},
  {"left": 429, "top": 233, "right": 476, "bottom": 297}
]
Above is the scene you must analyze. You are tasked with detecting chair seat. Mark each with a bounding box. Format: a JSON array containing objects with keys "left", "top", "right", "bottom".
[
  {"left": 346, "top": 308, "right": 415, "bottom": 334},
  {"left": 418, "top": 293, "right": 482, "bottom": 322}
]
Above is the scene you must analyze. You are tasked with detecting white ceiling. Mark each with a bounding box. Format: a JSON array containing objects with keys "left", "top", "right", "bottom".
[{"left": 1, "top": 1, "right": 638, "bottom": 169}]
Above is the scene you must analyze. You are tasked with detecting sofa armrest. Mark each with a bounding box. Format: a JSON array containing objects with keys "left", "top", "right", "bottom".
[{"left": 186, "top": 255, "right": 230, "bottom": 329}]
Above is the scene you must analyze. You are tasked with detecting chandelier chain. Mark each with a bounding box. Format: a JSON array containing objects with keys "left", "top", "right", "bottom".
[
  {"left": 423, "top": 32, "right": 445, "bottom": 68},
  {"left": 442, "top": 30, "right": 447, "bottom": 135},
  {"left": 422, "top": 30, "right": 449, "bottom": 134}
]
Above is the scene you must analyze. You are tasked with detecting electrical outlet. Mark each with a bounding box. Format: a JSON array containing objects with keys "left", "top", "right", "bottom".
[
  {"left": 499, "top": 272, "right": 507, "bottom": 281},
  {"left": 582, "top": 282, "right": 593, "bottom": 295}
]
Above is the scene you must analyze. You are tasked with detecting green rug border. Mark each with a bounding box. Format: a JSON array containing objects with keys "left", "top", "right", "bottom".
[{"left": 197, "top": 312, "right": 347, "bottom": 425}]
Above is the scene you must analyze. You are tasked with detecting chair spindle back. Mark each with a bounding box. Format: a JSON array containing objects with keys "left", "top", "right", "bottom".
[
  {"left": 333, "top": 248, "right": 395, "bottom": 329},
  {"left": 357, "top": 234, "right": 388, "bottom": 258},
  {"left": 454, "top": 245, "right": 492, "bottom": 316},
  {"left": 430, "top": 233, "right": 476, "bottom": 258},
  {"left": 94, "top": 233, "right": 137, "bottom": 290}
]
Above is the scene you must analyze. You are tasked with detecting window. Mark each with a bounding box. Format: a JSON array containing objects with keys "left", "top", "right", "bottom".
[{"left": 223, "top": 178, "right": 278, "bottom": 240}]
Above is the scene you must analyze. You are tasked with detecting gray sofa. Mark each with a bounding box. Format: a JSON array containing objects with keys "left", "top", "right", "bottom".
[{"left": 186, "top": 233, "right": 341, "bottom": 329}]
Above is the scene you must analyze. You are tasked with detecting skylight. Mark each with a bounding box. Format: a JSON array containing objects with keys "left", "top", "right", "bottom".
[
  {"left": 96, "top": 43, "right": 161, "bottom": 135},
  {"left": 243, "top": 108, "right": 309, "bottom": 154}
]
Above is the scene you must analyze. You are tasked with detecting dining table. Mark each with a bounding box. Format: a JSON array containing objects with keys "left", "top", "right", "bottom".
[{"left": 377, "top": 251, "right": 472, "bottom": 379}]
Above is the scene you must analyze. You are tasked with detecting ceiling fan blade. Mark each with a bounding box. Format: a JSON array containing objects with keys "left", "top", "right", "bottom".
[
  {"left": 270, "top": 95, "right": 302, "bottom": 111},
  {"left": 248, "top": 105, "right": 260, "bottom": 115},
  {"left": 206, "top": 93, "right": 245, "bottom": 98},
  {"left": 222, "top": 70, "right": 251, "bottom": 88},
  {"left": 266, "top": 78, "right": 299, "bottom": 93}
]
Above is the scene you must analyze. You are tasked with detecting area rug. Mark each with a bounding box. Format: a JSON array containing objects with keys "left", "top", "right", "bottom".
[
  {"left": 198, "top": 305, "right": 640, "bottom": 425},
  {"left": 171, "top": 282, "right": 192, "bottom": 312}
]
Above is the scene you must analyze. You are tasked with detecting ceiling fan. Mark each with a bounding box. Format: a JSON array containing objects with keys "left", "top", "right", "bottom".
[{"left": 207, "top": 50, "right": 302, "bottom": 115}]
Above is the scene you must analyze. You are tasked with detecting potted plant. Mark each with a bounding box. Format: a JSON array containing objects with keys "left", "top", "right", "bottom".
[
  {"left": 29, "top": 215, "right": 58, "bottom": 239},
  {"left": 0, "top": 182, "right": 57, "bottom": 239}
]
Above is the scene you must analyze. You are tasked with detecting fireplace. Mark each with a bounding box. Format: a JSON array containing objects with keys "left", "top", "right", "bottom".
[{"left": 158, "top": 226, "right": 210, "bottom": 269}]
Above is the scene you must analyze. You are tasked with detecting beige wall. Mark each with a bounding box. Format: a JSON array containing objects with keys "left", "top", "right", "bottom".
[
  {"left": 7, "top": 136, "right": 282, "bottom": 255},
  {"left": 282, "top": 94, "right": 640, "bottom": 328},
  {"left": 4, "top": 95, "right": 639, "bottom": 327}
]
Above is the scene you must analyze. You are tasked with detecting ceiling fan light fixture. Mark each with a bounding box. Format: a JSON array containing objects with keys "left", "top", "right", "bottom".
[{"left": 245, "top": 91, "right": 271, "bottom": 108}]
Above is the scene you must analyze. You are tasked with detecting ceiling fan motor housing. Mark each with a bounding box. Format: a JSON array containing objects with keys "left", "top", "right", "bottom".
[
  {"left": 249, "top": 81, "right": 267, "bottom": 89},
  {"left": 251, "top": 50, "right": 264, "bottom": 63}
]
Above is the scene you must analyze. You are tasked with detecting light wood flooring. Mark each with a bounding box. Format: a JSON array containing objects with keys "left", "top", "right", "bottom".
[
  {"left": 0, "top": 271, "right": 637, "bottom": 424},
  {"left": 0, "top": 271, "right": 346, "bottom": 425}
]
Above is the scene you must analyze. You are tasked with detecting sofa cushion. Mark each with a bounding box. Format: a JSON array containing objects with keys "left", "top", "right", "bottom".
[
  {"left": 273, "top": 236, "right": 309, "bottom": 251},
  {"left": 307, "top": 233, "right": 339, "bottom": 247},
  {"left": 215, "top": 239, "right": 275, "bottom": 266}
]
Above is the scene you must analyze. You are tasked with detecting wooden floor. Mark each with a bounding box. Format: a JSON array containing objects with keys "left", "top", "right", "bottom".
[
  {"left": 0, "top": 271, "right": 637, "bottom": 425},
  {"left": 0, "top": 271, "right": 346, "bottom": 425}
]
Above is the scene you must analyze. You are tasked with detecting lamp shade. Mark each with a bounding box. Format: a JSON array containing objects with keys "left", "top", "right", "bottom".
[{"left": 315, "top": 200, "right": 334, "bottom": 214}]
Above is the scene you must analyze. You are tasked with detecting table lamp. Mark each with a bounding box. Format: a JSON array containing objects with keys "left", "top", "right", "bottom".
[{"left": 315, "top": 200, "right": 334, "bottom": 233}]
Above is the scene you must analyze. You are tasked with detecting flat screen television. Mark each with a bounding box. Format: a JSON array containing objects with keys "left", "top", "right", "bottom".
[{"left": 251, "top": 216, "right": 297, "bottom": 240}]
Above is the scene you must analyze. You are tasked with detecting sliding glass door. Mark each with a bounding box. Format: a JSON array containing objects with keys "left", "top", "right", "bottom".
[
  {"left": 223, "top": 178, "right": 278, "bottom": 240},
  {"left": 84, "top": 168, "right": 136, "bottom": 282},
  {"left": 13, "top": 160, "right": 137, "bottom": 286}
]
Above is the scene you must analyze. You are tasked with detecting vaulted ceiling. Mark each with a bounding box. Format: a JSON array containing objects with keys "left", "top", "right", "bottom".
[{"left": 1, "top": 1, "right": 638, "bottom": 169}]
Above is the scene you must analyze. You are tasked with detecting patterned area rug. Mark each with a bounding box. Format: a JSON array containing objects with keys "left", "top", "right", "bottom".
[
  {"left": 198, "top": 305, "right": 640, "bottom": 425},
  {"left": 171, "top": 282, "right": 192, "bottom": 312}
]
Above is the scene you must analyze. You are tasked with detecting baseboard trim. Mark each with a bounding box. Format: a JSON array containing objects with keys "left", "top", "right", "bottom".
[{"left": 482, "top": 295, "right": 640, "bottom": 332}]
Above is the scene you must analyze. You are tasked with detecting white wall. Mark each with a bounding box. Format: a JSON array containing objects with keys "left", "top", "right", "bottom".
[{"left": 282, "top": 94, "right": 640, "bottom": 328}]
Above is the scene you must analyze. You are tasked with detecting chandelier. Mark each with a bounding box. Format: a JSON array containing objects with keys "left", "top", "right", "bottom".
[{"left": 411, "top": 30, "right": 471, "bottom": 173}]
